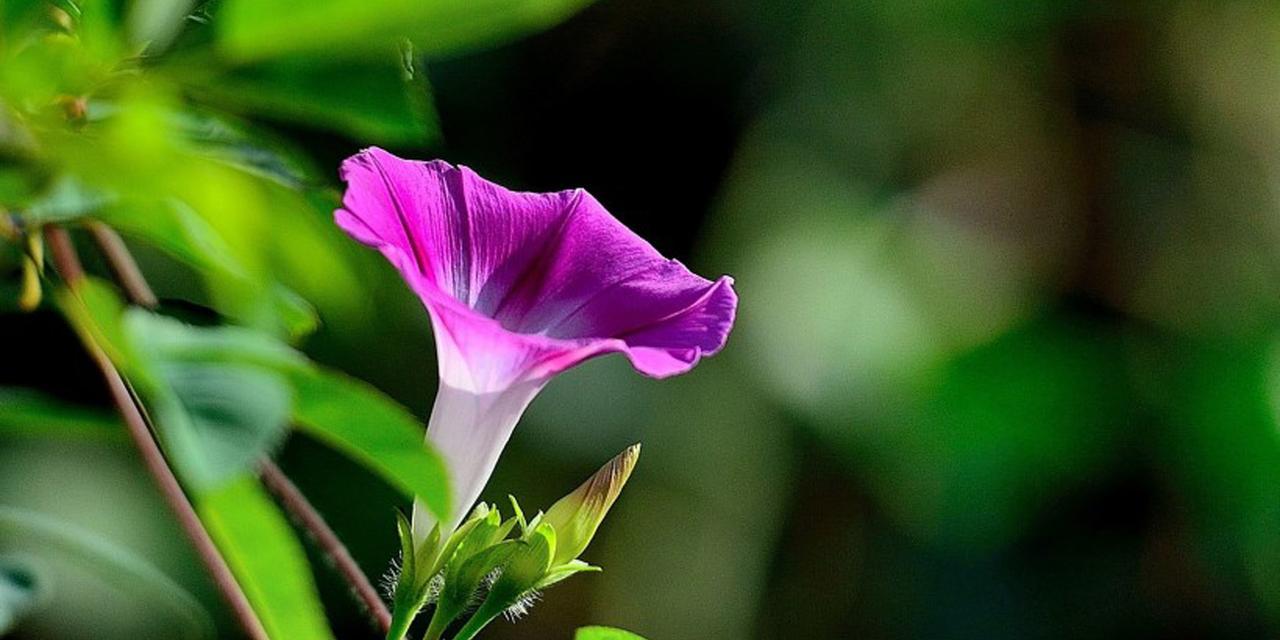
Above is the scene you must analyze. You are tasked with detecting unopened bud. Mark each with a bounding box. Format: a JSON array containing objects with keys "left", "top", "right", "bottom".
[{"left": 543, "top": 444, "right": 639, "bottom": 566}]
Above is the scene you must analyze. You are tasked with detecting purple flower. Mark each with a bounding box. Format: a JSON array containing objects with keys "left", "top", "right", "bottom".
[{"left": 336, "top": 148, "right": 737, "bottom": 533}]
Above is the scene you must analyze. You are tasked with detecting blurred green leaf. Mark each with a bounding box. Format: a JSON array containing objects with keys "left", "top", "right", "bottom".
[
  {"left": 184, "top": 56, "right": 435, "bottom": 144},
  {"left": 128, "top": 0, "right": 194, "bottom": 51},
  {"left": 124, "top": 312, "right": 295, "bottom": 493},
  {"left": 871, "top": 318, "right": 1126, "bottom": 550},
  {"left": 575, "top": 627, "right": 648, "bottom": 640},
  {"left": 105, "top": 200, "right": 318, "bottom": 339},
  {"left": 1164, "top": 340, "right": 1280, "bottom": 622},
  {"left": 198, "top": 477, "right": 333, "bottom": 640},
  {"left": 288, "top": 367, "right": 451, "bottom": 523},
  {"left": 54, "top": 276, "right": 134, "bottom": 367},
  {"left": 0, "top": 506, "right": 213, "bottom": 638},
  {"left": 0, "top": 556, "right": 42, "bottom": 635},
  {"left": 172, "top": 111, "right": 318, "bottom": 189},
  {"left": 216, "top": 0, "right": 595, "bottom": 61},
  {"left": 0, "top": 388, "right": 120, "bottom": 440},
  {"left": 20, "top": 176, "right": 112, "bottom": 224},
  {"left": 124, "top": 308, "right": 307, "bottom": 372},
  {"left": 147, "top": 362, "right": 292, "bottom": 493}
]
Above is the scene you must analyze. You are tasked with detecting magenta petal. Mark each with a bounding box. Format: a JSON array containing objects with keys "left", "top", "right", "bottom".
[
  {"left": 337, "top": 147, "right": 738, "bottom": 388},
  {"left": 336, "top": 147, "right": 738, "bottom": 529}
]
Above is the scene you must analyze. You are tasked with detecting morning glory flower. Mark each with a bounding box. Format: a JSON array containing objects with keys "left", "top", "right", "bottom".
[{"left": 335, "top": 147, "right": 737, "bottom": 534}]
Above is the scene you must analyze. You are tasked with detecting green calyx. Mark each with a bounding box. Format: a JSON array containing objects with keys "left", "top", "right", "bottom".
[{"left": 384, "top": 445, "right": 640, "bottom": 640}]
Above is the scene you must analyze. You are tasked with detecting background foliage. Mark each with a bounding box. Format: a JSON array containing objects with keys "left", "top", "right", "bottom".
[{"left": 4, "top": 0, "right": 1280, "bottom": 638}]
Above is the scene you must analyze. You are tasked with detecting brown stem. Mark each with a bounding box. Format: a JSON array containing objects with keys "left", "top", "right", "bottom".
[
  {"left": 86, "top": 222, "right": 158, "bottom": 308},
  {"left": 82, "top": 221, "right": 392, "bottom": 633},
  {"left": 43, "top": 225, "right": 271, "bottom": 640},
  {"left": 260, "top": 461, "right": 392, "bottom": 633}
]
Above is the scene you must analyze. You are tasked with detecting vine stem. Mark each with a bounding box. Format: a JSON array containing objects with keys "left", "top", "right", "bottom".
[
  {"left": 79, "top": 221, "right": 394, "bottom": 634},
  {"left": 85, "top": 222, "right": 157, "bottom": 308},
  {"left": 260, "top": 461, "right": 393, "bottom": 633},
  {"left": 43, "top": 225, "right": 271, "bottom": 640}
]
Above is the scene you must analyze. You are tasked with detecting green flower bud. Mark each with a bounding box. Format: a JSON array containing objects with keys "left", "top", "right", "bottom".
[{"left": 542, "top": 444, "right": 640, "bottom": 567}]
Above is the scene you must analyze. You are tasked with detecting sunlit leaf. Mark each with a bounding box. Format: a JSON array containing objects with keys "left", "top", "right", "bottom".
[
  {"left": 198, "top": 478, "right": 334, "bottom": 640},
  {"left": 575, "top": 627, "right": 648, "bottom": 640},
  {"left": 288, "top": 367, "right": 451, "bottom": 523},
  {"left": 105, "top": 199, "right": 318, "bottom": 339},
  {"left": 216, "top": 0, "right": 596, "bottom": 61},
  {"left": 0, "top": 387, "right": 120, "bottom": 440},
  {"left": 183, "top": 56, "right": 435, "bottom": 144}
]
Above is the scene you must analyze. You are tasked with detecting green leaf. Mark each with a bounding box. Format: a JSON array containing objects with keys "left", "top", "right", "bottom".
[
  {"left": 198, "top": 477, "right": 334, "bottom": 640},
  {"left": 288, "top": 367, "right": 451, "bottom": 523},
  {"left": 149, "top": 361, "right": 293, "bottom": 492},
  {"left": 104, "top": 199, "right": 318, "bottom": 340},
  {"left": 575, "top": 626, "right": 648, "bottom": 640},
  {"left": 0, "top": 556, "right": 42, "bottom": 635},
  {"left": 216, "top": 0, "right": 596, "bottom": 61},
  {"left": 172, "top": 110, "right": 318, "bottom": 189},
  {"left": 0, "top": 388, "right": 121, "bottom": 440},
  {"left": 124, "top": 312, "right": 296, "bottom": 493},
  {"left": 125, "top": 309, "right": 308, "bottom": 372},
  {"left": 184, "top": 56, "right": 435, "bottom": 144},
  {"left": 0, "top": 506, "right": 212, "bottom": 638},
  {"left": 20, "top": 176, "right": 113, "bottom": 224},
  {"left": 54, "top": 276, "right": 135, "bottom": 368}
]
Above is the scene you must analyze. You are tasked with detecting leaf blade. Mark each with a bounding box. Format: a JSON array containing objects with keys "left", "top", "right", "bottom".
[
  {"left": 288, "top": 368, "right": 450, "bottom": 522},
  {"left": 575, "top": 627, "right": 649, "bottom": 640},
  {"left": 198, "top": 477, "right": 334, "bottom": 640},
  {"left": 217, "top": 0, "right": 597, "bottom": 61}
]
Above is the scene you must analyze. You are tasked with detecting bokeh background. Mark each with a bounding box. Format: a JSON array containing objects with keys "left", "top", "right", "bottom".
[{"left": 7, "top": 0, "right": 1280, "bottom": 638}]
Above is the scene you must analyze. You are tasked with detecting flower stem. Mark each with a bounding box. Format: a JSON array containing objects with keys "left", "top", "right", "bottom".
[
  {"left": 450, "top": 603, "right": 499, "bottom": 640},
  {"left": 422, "top": 610, "right": 451, "bottom": 640},
  {"left": 260, "top": 460, "right": 392, "bottom": 633},
  {"left": 384, "top": 603, "right": 418, "bottom": 640},
  {"left": 83, "top": 219, "right": 395, "bottom": 634},
  {"left": 44, "top": 225, "right": 270, "bottom": 640}
]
